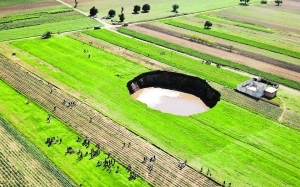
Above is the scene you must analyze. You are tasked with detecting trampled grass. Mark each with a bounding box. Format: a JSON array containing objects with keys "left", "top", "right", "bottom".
[
  {"left": 0, "top": 80, "right": 150, "bottom": 187},
  {"left": 161, "top": 19, "right": 300, "bottom": 59},
  {"left": 84, "top": 29, "right": 248, "bottom": 89},
  {"left": 11, "top": 35, "right": 300, "bottom": 187},
  {"left": 117, "top": 27, "right": 300, "bottom": 90}
]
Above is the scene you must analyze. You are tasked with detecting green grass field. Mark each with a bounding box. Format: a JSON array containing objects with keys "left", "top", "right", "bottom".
[
  {"left": 84, "top": 29, "right": 249, "bottom": 89},
  {"left": 195, "top": 14, "right": 275, "bottom": 33},
  {"left": 0, "top": 9, "right": 102, "bottom": 41},
  {"left": 160, "top": 19, "right": 300, "bottom": 59},
  {"left": 62, "top": 0, "right": 261, "bottom": 23},
  {"left": 117, "top": 27, "right": 300, "bottom": 90},
  {"left": 147, "top": 21, "right": 300, "bottom": 66},
  {"left": 0, "top": 115, "right": 76, "bottom": 187},
  {"left": 210, "top": 4, "right": 300, "bottom": 33},
  {"left": 0, "top": 0, "right": 53, "bottom": 7},
  {"left": 0, "top": 80, "right": 150, "bottom": 187},
  {"left": 10, "top": 35, "right": 300, "bottom": 187}
]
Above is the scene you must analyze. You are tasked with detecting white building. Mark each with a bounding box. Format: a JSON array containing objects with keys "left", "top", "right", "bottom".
[{"left": 236, "top": 78, "right": 267, "bottom": 98}]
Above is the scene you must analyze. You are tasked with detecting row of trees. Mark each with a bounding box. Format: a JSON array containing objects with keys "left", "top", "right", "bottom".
[
  {"left": 133, "top": 4, "right": 150, "bottom": 14},
  {"left": 241, "top": 0, "right": 283, "bottom": 5}
]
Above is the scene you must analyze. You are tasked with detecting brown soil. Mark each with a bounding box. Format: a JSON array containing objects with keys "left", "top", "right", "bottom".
[
  {"left": 266, "top": 0, "right": 300, "bottom": 13},
  {"left": 139, "top": 23, "right": 300, "bottom": 73},
  {"left": 0, "top": 1, "right": 60, "bottom": 12},
  {"left": 127, "top": 25, "right": 300, "bottom": 82},
  {"left": 215, "top": 11, "right": 300, "bottom": 34}
]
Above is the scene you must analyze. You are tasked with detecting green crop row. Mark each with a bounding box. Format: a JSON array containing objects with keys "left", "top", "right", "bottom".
[
  {"left": 0, "top": 19, "right": 101, "bottom": 41},
  {"left": 0, "top": 116, "right": 76, "bottom": 187},
  {"left": 0, "top": 8, "right": 73, "bottom": 24},
  {"left": 0, "top": 80, "right": 150, "bottom": 187},
  {"left": 11, "top": 35, "right": 300, "bottom": 187},
  {"left": 160, "top": 19, "right": 300, "bottom": 59},
  {"left": 84, "top": 29, "right": 248, "bottom": 88},
  {"left": 195, "top": 14, "right": 275, "bottom": 33},
  {"left": 0, "top": 9, "right": 78, "bottom": 30},
  {"left": 118, "top": 27, "right": 300, "bottom": 90}
]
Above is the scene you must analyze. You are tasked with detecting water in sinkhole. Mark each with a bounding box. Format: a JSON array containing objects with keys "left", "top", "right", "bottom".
[{"left": 131, "top": 87, "right": 209, "bottom": 116}]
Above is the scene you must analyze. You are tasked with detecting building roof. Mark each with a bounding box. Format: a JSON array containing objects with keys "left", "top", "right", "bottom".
[{"left": 265, "top": 87, "right": 277, "bottom": 93}]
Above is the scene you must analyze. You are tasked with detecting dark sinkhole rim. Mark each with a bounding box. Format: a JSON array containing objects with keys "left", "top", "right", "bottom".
[{"left": 126, "top": 70, "right": 221, "bottom": 108}]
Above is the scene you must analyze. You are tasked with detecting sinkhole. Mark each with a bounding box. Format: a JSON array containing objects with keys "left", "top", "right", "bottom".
[{"left": 127, "top": 71, "right": 221, "bottom": 116}]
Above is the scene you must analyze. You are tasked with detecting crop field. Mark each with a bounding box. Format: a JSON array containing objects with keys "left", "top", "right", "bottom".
[
  {"left": 7, "top": 34, "right": 300, "bottom": 187},
  {"left": 195, "top": 14, "right": 275, "bottom": 33},
  {"left": 0, "top": 115, "right": 76, "bottom": 187},
  {"left": 0, "top": 1, "right": 66, "bottom": 18},
  {"left": 143, "top": 21, "right": 300, "bottom": 66},
  {"left": 61, "top": 0, "right": 261, "bottom": 23},
  {"left": 84, "top": 29, "right": 249, "bottom": 88},
  {"left": 160, "top": 18, "right": 300, "bottom": 59},
  {"left": 0, "top": 0, "right": 53, "bottom": 7},
  {"left": 116, "top": 27, "right": 300, "bottom": 90},
  {"left": 0, "top": 9, "right": 101, "bottom": 41},
  {"left": 0, "top": 80, "right": 150, "bottom": 187},
  {"left": 1, "top": 0, "right": 300, "bottom": 187},
  {"left": 209, "top": 2, "right": 300, "bottom": 34}
]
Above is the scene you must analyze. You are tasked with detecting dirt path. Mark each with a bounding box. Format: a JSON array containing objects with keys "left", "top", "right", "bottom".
[
  {"left": 278, "top": 97, "right": 286, "bottom": 122},
  {"left": 127, "top": 25, "right": 300, "bottom": 82}
]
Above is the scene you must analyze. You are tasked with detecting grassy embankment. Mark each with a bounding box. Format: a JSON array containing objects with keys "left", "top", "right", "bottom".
[
  {"left": 11, "top": 35, "right": 300, "bottom": 187},
  {"left": 160, "top": 19, "right": 300, "bottom": 59},
  {"left": 0, "top": 80, "right": 150, "bottom": 187},
  {"left": 117, "top": 27, "right": 300, "bottom": 90},
  {"left": 0, "top": 9, "right": 102, "bottom": 41}
]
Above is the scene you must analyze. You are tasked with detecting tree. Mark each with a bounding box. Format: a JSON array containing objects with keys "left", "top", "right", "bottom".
[
  {"left": 275, "top": 0, "right": 282, "bottom": 5},
  {"left": 204, "top": 21, "right": 212, "bottom": 29},
  {"left": 108, "top": 9, "right": 116, "bottom": 17},
  {"left": 133, "top": 5, "right": 141, "bottom": 14},
  {"left": 119, "top": 13, "right": 125, "bottom": 22},
  {"left": 142, "top": 4, "right": 150, "bottom": 12},
  {"left": 261, "top": 0, "right": 267, "bottom": 4},
  {"left": 89, "top": 6, "right": 98, "bottom": 17},
  {"left": 172, "top": 4, "right": 179, "bottom": 12},
  {"left": 240, "top": 0, "right": 250, "bottom": 4}
]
